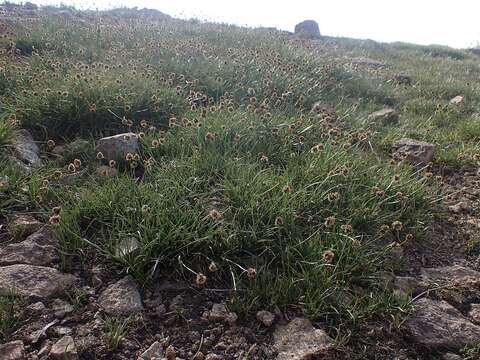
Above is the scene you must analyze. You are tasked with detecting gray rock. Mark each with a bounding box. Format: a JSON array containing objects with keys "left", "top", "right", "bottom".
[
  {"left": 0, "top": 264, "right": 77, "bottom": 298},
  {"left": 441, "top": 353, "right": 463, "bottom": 360},
  {"left": 406, "top": 298, "right": 480, "bottom": 349},
  {"left": 256, "top": 310, "right": 275, "bottom": 327},
  {"left": 207, "top": 303, "right": 229, "bottom": 322},
  {"left": 450, "top": 96, "right": 464, "bottom": 105},
  {"left": 139, "top": 341, "right": 164, "bottom": 359},
  {"left": 13, "top": 129, "right": 40, "bottom": 166},
  {"left": 51, "top": 298, "right": 74, "bottom": 318},
  {"left": 59, "top": 168, "right": 88, "bottom": 185},
  {"left": 420, "top": 265, "right": 480, "bottom": 284},
  {"left": 368, "top": 108, "right": 399, "bottom": 125},
  {"left": 0, "top": 340, "right": 26, "bottom": 360},
  {"left": 392, "top": 73, "right": 412, "bottom": 85},
  {"left": 98, "top": 276, "right": 143, "bottom": 316},
  {"left": 49, "top": 336, "right": 78, "bottom": 360},
  {"left": 392, "top": 138, "right": 435, "bottom": 164},
  {"left": 8, "top": 214, "right": 42, "bottom": 238},
  {"left": 27, "top": 301, "right": 47, "bottom": 315},
  {"left": 96, "top": 132, "right": 139, "bottom": 162},
  {"left": 391, "top": 276, "right": 420, "bottom": 298},
  {"left": 294, "top": 20, "right": 320, "bottom": 39},
  {"left": 273, "top": 318, "right": 333, "bottom": 360},
  {"left": 0, "top": 228, "right": 58, "bottom": 266}
]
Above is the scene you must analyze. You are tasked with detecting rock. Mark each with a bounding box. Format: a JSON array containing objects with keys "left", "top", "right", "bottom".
[
  {"left": 207, "top": 303, "right": 229, "bottom": 322},
  {"left": 115, "top": 237, "right": 139, "bottom": 258},
  {"left": 273, "top": 318, "right": 333, "bottom": 360},
  {"left": 392, "top": 73, "right": 412, "bottom": 85},
  {"left": 392, "top": 138, "right": 435, "bottom": 164},
  {"left": 450, "top": 95, "right": 464, "bottom": 105},
  {"left": 51, "top": 299, "right": 74, "bottom": 318},
  {"left": 27, "top": 301, "right": 47, "bottom": 315},
  {"left": 391, "top": 276, "right": 420, "bottom": 298},
  {"left": 0, "top": 340, "right": 26, "bottom": 360},
  {"left": 139, "top": 341, "right": 164, "bottom": 359},
  {"left": 51, "top": 145, "right": 66, "bottom": 156},
  {"left": 0, "top": 230, "right": 58, "bottom": 266},
  {"left": 256, "top": 310, "right": 275, "bottom": 327},
  {"left": 13, "top": 129, "right": 40, "bottom": 166},
  {"left": 96, "top": 132, "right": 139, "bottom": 162},
  {"left": 351, "top": 57, "right": 388, "bottom": 68},
  {"left": 98, "top": 275, "right": 143, "bottom": 316},
  {"left": 49, "top": 336, "right": 78, "bottom": 360},
  {"left": 420, "top": 265, "right": 480, "bottom": 284},
  {"left": 8, "top": 214, "right": 42, "bottom": 238},
  {"left": 468, "top": 304, "right": 480, "bottom": 324},
  {"left": 368, "top": 108, "right": 399, "bottom": 125},
  {"left": 95, "top": 165, "right": 118, "bottom": 177},
  {"left": 448, "top": 201, "right": 471, "bottom": 214},
  {"left": 0, "top": 264, "right": 77, "bottom": 298},
  {"left": 205, "top": 354, "right": 223, "bottom": 360},
  {"left": 59, "top": 168, "right": 88, "bottom": 185},
  {"left": 294, "top": 20, "right": 320, "bottom": 39},
  {"left": 406, "top": 298, "right": 480, "bottom": 349},
  {"left": 441, "top": 353, "right": 463, "bottom": 360}
]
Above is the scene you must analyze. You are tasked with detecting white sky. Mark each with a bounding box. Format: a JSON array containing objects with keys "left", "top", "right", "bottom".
[{"left": 9, "top": 0, "right": 480, "bottom": 48}]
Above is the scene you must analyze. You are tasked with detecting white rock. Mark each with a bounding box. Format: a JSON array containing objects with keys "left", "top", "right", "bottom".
[{"left": 96, "top": 132, "right": 139, "bottom": 162}]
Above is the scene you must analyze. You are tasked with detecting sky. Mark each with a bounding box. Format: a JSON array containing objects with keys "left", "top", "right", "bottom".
[{"left": 8, "top": 0, "right": 480, "bottom": 48}]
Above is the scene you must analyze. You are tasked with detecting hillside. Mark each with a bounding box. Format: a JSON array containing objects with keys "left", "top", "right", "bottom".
[{"left": 1, "top": 3, "right": 480, "bottom": 360}]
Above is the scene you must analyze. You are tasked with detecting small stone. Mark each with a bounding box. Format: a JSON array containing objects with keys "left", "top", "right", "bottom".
[
  {"left": 59, "top": 168, "right": 88, "bottom": 185},
  {"left": 368, "top": 108, "right": 399, "bottom": 125},
  {"left": 51, "top": 299, "right": 74, "bottom": 318},
  {"left": 225, "top": 312, "right": 238, "bottom": 326},
  {"left": 208, "top": 303, "right": 229, "bottom": 322},
  {"left": 441, "top": 353, "right": 463, "bottom": 360},
  {"left": 256, "top": 310, "right": 275, "bottom": 327},
  {"left": 351, "top": 57, "right": 387, "bottom": 68},
  {"left": 169, "top": 294, "right": 184, "bottom": 312},
  {"left": 0, "top": 264, "right": 77, "bottom": 299},
  {"left": 49, "top": 336, "right": 78, "bottom": 360},
  {"left": 273, "top": 318, "right": 333, "bottom": 360},
  {"left": 406, "top": 298, "right": 480, "bottom": 349},
  {"left": 8, "top": 214, "right": 42, "bottom": 238},
  {"left": 115, "top": 237, "right": 139, "bottom": 258},
  {"left": 98, "top": 276, "right": 143, "bottom": 316},
  {"left": 294, "top": 20, "right": 320, "bottom": 39},
  {"left": 96, "top": 132, "right": 139, "bottom": 162},
  {"left": 27, "top": 301, "right": 47, "bottom": 315},
  {"left": 139, "top": 341, "right": 164, "bottom": 360},
  {"left": 391, "top": 276, "right": 420, "bottom": 298},
  {"left": 392, "top": 138, "right": 435, "bottom": 164},
  {"left": 0, "top": 340, "right": 26, "bottom": 360},
  {"left": 450, "top": 95, "right": 464, "bottom": 105},
  {"left": 448, "top": 201, "right": 471, "bottom": 214},
  {"left": 193, "top": 352, "right": 205, "bottom": 360},
  {"left": 51, "top": 145, "right": 66, "bottom": 156},
  {"left": 95, "top": 165, "right": 118, "bottom": 177},
  {"left": 52, "top": 326, "right": 73, "bottom": 336},
  {"left": 165, "top": 345, "right": 176, "bottom": 360},
  {"left": 205, "top": 354, "right": 224, "bottom": 360},
  {"left": 38, "top": 340, "right": 53, "bottom": 357}
]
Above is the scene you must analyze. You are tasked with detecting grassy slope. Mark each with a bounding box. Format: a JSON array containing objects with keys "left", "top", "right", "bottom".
[{"left": 0, "top": 4, "right": 478, "bottom": 347}]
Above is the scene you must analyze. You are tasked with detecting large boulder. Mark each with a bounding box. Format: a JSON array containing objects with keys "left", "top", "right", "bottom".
[
  {"left": 406, "top": 298, "right": 480, "bottom": 349},
  {"left": 392, "top": 138, "right": 435, "bottom": 164},
  {"left": 0, "top": 264, "right": 77, "bottom": 298},
  {"left": 273, "top": 318, "right": 333, "bottom": 360},
  {"left": 95, "top": 132, "right": 139, "bottom": 162},
  {"left": 294, "top": 20, "right": 321, "bottom": 39},
  {"left": 98, "top": 276, "right": 144, "bottom": 316}
]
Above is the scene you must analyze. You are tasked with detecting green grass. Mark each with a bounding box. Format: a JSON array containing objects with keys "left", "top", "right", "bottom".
[
  {"left": 103, "top": 317, "right": 131, "bottom": 350},
  {"left": 0, "top": 292, "right": 23, "bottom": 342},
  {"left": 1, "top": 2, "right": 476, "bottom": 351}
]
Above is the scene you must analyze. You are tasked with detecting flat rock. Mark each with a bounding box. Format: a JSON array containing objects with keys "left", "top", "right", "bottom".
[
  {"left": 13, "top": 129, "right": 40, "bottom": 166},
  {"left": 368, "top": 108, "right": 399, "bottom": 124},
  {"left": 49, "top": 336, "right": 78, "bottom": 360},
  {"left": 98, "top": 275, "right": 143, "bottom": 316},
  {"left": 420, "top": 265, "right": 480, "bottom": 284},
  {"left": 139, "top": 341, "right": 164, "bottom": 360},
  {"left": 273, "top": 318, "right": 333, "bottom": 360},
  {"left": 0, "top": 340, "right": 26, "bottom": 360},
  {"left": 406, "top": 298, "right": 480, "bottom": 349},
  {"left": 392, "top": 138, "right": 435, "bottom": 164},
  {"left": 8, "top": 214, "right": 42, "bottom": 238},
  {"left": 450, "top": 95, "right": 464, "bottom": 105},
  {"left": 0, "top": 264, "right": 77, "bottom": 298},
  {"left": 96, "top": 132, "right": 139, "bottom": 162}
]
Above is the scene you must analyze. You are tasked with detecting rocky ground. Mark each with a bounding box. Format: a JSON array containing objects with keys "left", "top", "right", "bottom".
[{"left": 1, "top": 127, "right": 480, "bottom": 360}]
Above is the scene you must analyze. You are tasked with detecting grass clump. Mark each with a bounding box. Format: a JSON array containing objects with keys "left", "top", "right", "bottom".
[{"left": 0, "top": 292, "right": 23, "bottom": 342}]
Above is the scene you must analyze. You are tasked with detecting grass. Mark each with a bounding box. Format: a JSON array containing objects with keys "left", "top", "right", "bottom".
[
  {"left": 0, "top": 292, "right": 23, "bottom": 342},
  {"left": 103, "top": 316, "right": 131, "bottom": 350},
  {"left": 0, "top": 1, "right": 477, "bottom": 352}
]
